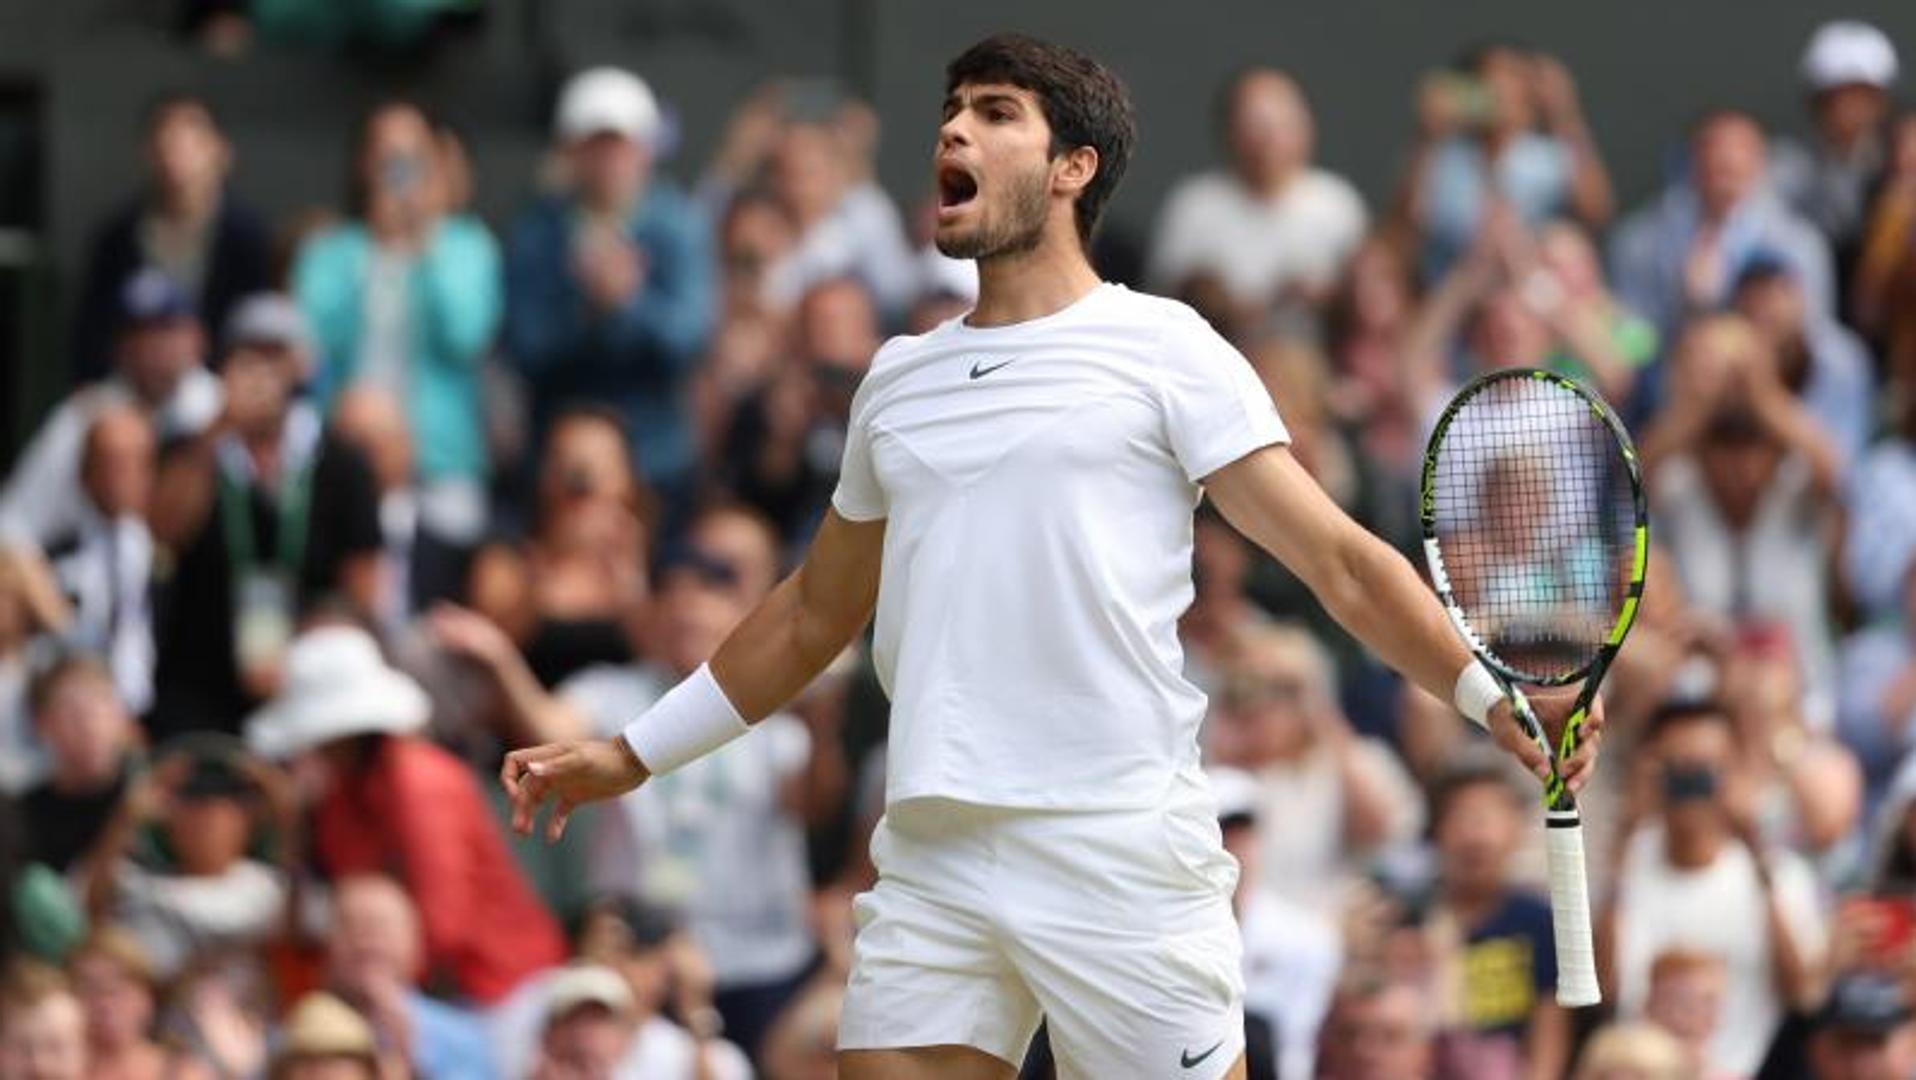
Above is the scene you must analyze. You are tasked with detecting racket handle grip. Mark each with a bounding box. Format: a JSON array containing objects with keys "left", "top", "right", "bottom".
[{"left": 1546, "top": 811, "right": 1602, "bottom": 1007}]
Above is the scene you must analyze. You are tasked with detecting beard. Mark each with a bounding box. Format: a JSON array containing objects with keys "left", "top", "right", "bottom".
[{"left": 935, "top": 160, "right": 1051, "bottom": 261}]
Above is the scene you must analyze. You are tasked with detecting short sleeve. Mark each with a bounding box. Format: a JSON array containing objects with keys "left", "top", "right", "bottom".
[
  {"left": 1156, "top": 308, "right": 1289, "bottom": 483},
  {"left": 830, "top": 373, "right": 888, "bottom": 521}
]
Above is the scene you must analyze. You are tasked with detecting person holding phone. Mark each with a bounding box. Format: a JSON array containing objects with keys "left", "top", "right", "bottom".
[{"left": 294, "top": 100, "right": 502, "bottom": 550}]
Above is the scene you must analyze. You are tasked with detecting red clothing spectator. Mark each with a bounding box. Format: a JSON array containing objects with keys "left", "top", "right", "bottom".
[
  {"left": 247, "top": 624, "right": 565, "bottom": 1004},
  {"left": 314, "top": 734, "right": 566, "bottom": 1004}
]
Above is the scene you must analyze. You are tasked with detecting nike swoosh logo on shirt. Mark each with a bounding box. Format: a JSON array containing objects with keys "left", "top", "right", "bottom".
[
  {"left": 968, "top": 358, "right": 1014, "bottom": 379},
  {"left": 1181, "top": 1040, "right": 1225, "bottom": 1069}
]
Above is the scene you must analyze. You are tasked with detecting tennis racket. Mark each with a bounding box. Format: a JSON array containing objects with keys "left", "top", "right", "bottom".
[{"left": 1419, "top": 367, "right": 1648, "bottom": 1008}]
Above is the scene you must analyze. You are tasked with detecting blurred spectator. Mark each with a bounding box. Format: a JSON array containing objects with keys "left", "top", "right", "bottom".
[
  {"left": 1147, "top": 68, "right": 1366, "bottom": 333},
  {"left": 1853, "top": 111, "right": 1916, "bottom": 387},
  {"left": 1211, "top": 767, "right": 1339, "bottom": 1080},
  {"left": 1640, "top": 316, "right": 1845, "bottom": 718},
  {"left": 0, "top": 961, "right": 89, "bottom": 1080},
  {"left": 722, "top": 278, "right": 880, "bottom": 543},
  {"left": 1603, "top": 700, "right": 1826, "bottom": 1077},
  {"left": 1205, "top": 623, "right": 1422, "bottom": 913},
  {"left": 39, "top": 406, "right": 157, "bottom": 717},
  {"left": 1323, "top": 237, "right": 1426, "bottom": 476},
  {"left": 1863, "top": 751, "right": 1916, "bottom": 894},
  {"left": 1183, "top": 509, "right": 1275, "bottom": 692},
  {"left": 465, "top": 406, "right": 647, "bottom": 689},
  {"left": 528, "top": 964, "right": 637, "bottom": 1080},
  {"left": 19, "top": 655, "right": 138, "bottom": 873},
  {"left": 1400, "top": 43, "right": 1612, "bottom": 278},
  {"left": 1640, "top": 949, "right": 1732, "bottom": 1078},
  {"left": 1425, "top": 754, "right": 1568, "bottom": 1080},
  {"left": 1611, "top": 110, "right": 1835, "bottom": 336},
  {"left": 1730, "top": 251, "right": 1873, "bottom": 462},
  {"left": 716, "top": 192, "right": 799, "bottom": 325},
  {"left": 505, "top": 67, "right": 716, "bottom": 504},
  {"left": 566, "top": 533, "right": 843, "bottom": 1060},
  {"left": 325, "top": 874, "right": 496, "bottom": 1079},
  {"left": 1771, "top": 22, "right": 1900, "bottom": 279},
  {"left": 67, "top": 927, "right": 165, "bottom": 1080},
  {"left": 154, "top": 962, "right": 269, "bottom": 1078},
  {"left": 1844, "top": 384, "right": 1916, "bottom": 622},
  {"left": 1571, "top": 1022, "right": 1690, "bottom": 1080},
  {"left": 70, "top": 94, "right": 271, "bottom": 385},
  {"left": 1809, "top": 971, "right": 1916, "bottom": 1080},
  {"left": 147, "top": 294, "right": 382, "bottom": 742},
  {"left": 245, "top": 624, "right": 565, "bottom": 1003},
  {"left": 1315, "top": 970, "right": 1434, "bottom": 1080},
  {"left": 718, "top": 84, "right": 919, "bottom": 322},
  {"left": 1, "top": 269, "right": 221, "bottom": 550},
  {"left": 1404, "top": 208, "right": 1638, "bottom": 406},
  {"left": 1533, "top": 220, "right": 1660, "bottom": 405},
  {"left": 331, "top": 386, "right": 470, "bottom": 637},
  {"left": 294, "top": 100, "right": 500, "bottom": 545},
  {"left": 266, "top": 991, "right": 390, "bottom": 1080},
  {"left": 0, "top": 548, "right": 70, "bottom": 793},
  {"left": 493, "top": 900, "right": 751, "bottom": 1079},
  {"left": 1841, "top": 560, "right": 1916, "bottom": 798},
  {"left": 76, "top": 737, "right": 293, "bottom": 979}
]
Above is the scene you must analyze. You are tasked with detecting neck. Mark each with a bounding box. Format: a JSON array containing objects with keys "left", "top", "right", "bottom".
[
  {"left": 157, "top": 181, "right": 218, "bottom": 226},
  {"left": 968, "top": 232, "right": 1102, "bottom": 328},
  {"left": 1444, "top": 881, "right": 1503, "bottom": 926},
  {"left": 1239, "top": 160, "right": 1300, "bottom": 199},
  {"left": 1665, "top": 821, "right": 1724, "bottom": 869}
]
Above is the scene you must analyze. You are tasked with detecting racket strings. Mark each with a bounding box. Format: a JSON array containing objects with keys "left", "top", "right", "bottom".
[{"left": 1430, "top": 377, "right": 1634, "bottom": 683}]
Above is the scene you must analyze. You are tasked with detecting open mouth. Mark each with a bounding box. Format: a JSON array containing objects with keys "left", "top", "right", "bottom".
[{"left": 936, "top": 162, "right": 979, "bottom": 212}]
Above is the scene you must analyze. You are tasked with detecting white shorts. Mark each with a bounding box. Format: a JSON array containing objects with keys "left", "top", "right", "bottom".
[{"left": 838, "top": 774, "right": 1246, "bottom": 1080}]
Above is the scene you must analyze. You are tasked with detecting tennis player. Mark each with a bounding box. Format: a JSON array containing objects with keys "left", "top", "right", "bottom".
[{"left": 502, "top": 33, "right": 1603, "bottom": 1080}]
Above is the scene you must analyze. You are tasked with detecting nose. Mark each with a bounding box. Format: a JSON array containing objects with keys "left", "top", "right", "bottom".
[{"left": 938, "top": 111, "right": 972, "bottom": 153}]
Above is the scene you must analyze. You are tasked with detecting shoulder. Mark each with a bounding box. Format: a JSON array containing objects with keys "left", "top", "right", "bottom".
[
  {"left": 435, "top": 215, "right": 499, "bottom": 256},
  {"left": 1303, "top": 168, "right": 1365, "bottom": 208},
  {"left": 295, "top": 223, "right": 370, "bottom": 271}
]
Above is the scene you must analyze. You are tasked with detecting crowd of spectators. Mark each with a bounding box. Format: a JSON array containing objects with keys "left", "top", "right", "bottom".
[{"left": 6, "top": 16, "right": 1916, "bottom": 1080}]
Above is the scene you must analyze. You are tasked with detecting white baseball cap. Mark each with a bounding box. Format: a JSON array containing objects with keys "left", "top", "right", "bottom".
[
  {"left": 556, "top": 66, "right": 662, "bottom": 145},
  {"left": 1801, "top": 20, "right": 1898, "bottom": 91}
]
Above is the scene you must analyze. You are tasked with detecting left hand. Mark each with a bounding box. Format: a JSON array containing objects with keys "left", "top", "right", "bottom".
[
  {"left": 1485, "top": 686, "right": 1606, "bottom": 793},
  {"left": 501, "top": 738, "right": 649, "bottom": 841}
]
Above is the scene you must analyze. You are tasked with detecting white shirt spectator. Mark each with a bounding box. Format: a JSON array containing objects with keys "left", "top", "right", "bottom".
[
  {"left": 1655, "top": 453, "right": 1837, "bottom": 724},
  {"left": 1248, "top": 738, "right": 1424, "bottom": 912},
  {"left": 44, "top": 505, "right": 155, "bottom": 714},
  {"left": 0, "top": 370, "right": 221, "bottom": 548},
  {"left": 1613, "top": 824, "right": 1825, "bottom": 1077},
  {"left": 487, "top": 969, "right": 751, "bottom": 1080},
  {"left": 111, "top": 857, "right": 287, "bottom": 978},
  {"left": 563, "top": 663, "right": 817, "bottom": 989},
  {"left": 1148, "top": 169, "right": 1367, "bottom": 308},
  {"left": 769, "top": 182, "right": 919, "bottom": 319},
  {"left": 1240, "top": 885, "right": 1343, "bottom": 1080}
]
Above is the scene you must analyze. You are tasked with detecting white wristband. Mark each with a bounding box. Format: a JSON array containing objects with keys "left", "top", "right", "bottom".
[
  {"left": 1453, "top": 660, "right": 1503, "bottom": 731},
  {"left": 621, "top": 663, "right": 750, "bottom": 775}
]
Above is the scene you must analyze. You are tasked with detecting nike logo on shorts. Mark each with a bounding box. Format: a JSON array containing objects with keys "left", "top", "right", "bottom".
[
  {"left": 968, "top": 357, "right": 1014, "bottom": 379},
  {"left": 1181, "top": 1039, "right": 1224, "bottom": 1068}
]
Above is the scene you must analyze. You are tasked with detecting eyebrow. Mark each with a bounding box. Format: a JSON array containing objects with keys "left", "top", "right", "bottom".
[{"left": 943, "top": 89, "right": 1025, "bottom": 115}]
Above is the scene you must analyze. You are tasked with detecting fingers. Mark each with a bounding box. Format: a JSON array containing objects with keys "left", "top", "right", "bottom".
[
  {"left": 1493, "top": 706, "right": 1553, "bottom": 784},
  {"left": 501, "top": 744, "right": 569, "bottom": 836},
  {"left": 547, "top": 799, "right": 573, "bottom": 844},
  {"left": 1561, "top": 724, "right": 1604, "bottom": 793}
]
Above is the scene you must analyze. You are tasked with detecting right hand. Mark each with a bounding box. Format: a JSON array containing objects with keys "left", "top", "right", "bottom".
[{"left": 501, "top": 738, "right": 649, "bottom": 842}]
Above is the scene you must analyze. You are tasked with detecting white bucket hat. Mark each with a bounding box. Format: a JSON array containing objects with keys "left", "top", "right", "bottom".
[{"left": 244, "top": 625, "right": 429, "bottom": 760}]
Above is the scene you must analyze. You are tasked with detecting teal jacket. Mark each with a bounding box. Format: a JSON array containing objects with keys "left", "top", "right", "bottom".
[{"left": 293, "top": 216, "right": 501, "bottom": 483}]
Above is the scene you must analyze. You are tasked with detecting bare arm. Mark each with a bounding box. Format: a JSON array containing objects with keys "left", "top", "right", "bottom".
[
  {"left": 1525, "top": 1002, "right": 1572, "bottom": 1080},
  {"left": 1204, "top": 444, "right": 1602, "bottom": 786},
  {"left": 501, "top": 511, "right": 884, "bottom": 838}
]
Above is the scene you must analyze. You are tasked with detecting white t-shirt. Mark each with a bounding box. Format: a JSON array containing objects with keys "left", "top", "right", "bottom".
[
  {"left": 564, "top": 664, "right": 817, "bottom": 987},
  {"left": 1246, "top": 740, "right": 1425, "bottom": 913},
  {"left": 112, "top": 858, "right": 288, "bottom": 978},
  {"left": 1613, "top": 825, "right": 1827, "bottom": 1077},
  {"left": 1147, "top": 169, "right": 1367, "bottom": 306},
  {"left": 832, "top": 283, "right": 1288, "bottom": 810},
  {"left": 1240, "top": 886, "right": 1342, "bottom": 1080}
]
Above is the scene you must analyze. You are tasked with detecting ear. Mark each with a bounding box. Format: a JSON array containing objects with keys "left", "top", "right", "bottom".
[{"left": 1051, "top": 145, "right": 1100, "bottom": 198}]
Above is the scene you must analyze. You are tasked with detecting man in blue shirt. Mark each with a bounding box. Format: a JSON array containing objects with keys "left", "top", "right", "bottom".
[{"left": 505, "top": 68, "right": 716, "bottom": 513}]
